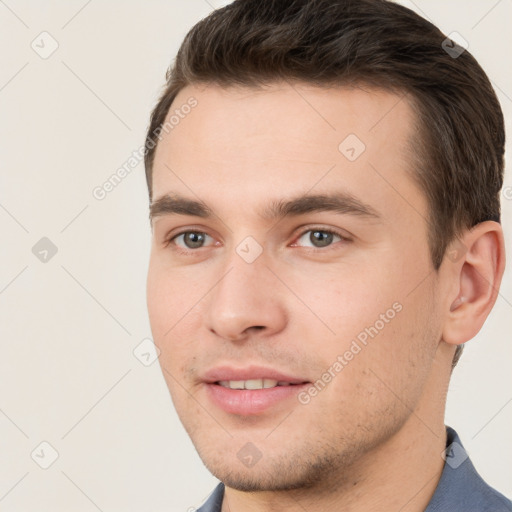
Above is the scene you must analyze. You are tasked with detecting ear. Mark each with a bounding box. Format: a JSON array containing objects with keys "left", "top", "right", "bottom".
[{"left": 442, "top": 221, "right": 506, "bottom": 346}]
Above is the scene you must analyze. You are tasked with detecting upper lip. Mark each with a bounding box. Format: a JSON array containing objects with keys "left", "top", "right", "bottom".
[{"left": 202, "top": 365, "right": 309, "bottom": 384}]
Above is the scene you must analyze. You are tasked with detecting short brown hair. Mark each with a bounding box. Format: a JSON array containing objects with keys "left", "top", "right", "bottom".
[{"left": 144, "top": 0, "right": 505, "bottom": 364}]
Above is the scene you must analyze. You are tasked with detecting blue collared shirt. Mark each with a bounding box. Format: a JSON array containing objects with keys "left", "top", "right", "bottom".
[{"left": 197, "top": 427, "right": 512, "bottom": 511}]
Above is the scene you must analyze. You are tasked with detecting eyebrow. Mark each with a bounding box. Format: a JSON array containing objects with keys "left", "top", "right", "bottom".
[
  {"left": 149, "top": 191, "right": 380, "bottom": 222},
  {"left": 261, "top": 192, "right": 380, "bottom": 220},
  {"left": 150, "top": 194, "right": 212, "bottom": 220}
]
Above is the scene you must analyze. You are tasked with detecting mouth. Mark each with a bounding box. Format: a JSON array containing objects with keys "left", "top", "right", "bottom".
[
  {"left": 202, "top": 366, "right": 311, "bottom": 415},
  {"left": 216, "top": 379, "right": 302, "bottom": 390}
]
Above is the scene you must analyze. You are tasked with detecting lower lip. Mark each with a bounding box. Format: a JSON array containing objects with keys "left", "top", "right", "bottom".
[{"left": 205, "top": 383, "right": 309, "bottom": 415}]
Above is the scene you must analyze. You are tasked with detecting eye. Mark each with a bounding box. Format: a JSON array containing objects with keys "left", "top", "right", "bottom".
[
  {"left": 294, "top": 229, "right": 344, "bottom": 248},
  {"left": 171, "top": 231, "right": 214, "bottom": 250}
]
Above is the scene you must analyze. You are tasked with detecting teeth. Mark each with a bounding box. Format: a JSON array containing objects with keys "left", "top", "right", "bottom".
[
  {"left": 245, "top": 379, "right": 264, "bottom": 390},
  {"left": 217, "top": 379, "right": 281, "bottom": 390}
]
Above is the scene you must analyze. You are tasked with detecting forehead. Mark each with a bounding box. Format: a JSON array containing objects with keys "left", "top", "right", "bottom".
[
  {"left": 151, "top": 82, "right": 426, "bottom": 226},
  {"left": 157, "top": 82, "right": 415, "bottom": 160}
]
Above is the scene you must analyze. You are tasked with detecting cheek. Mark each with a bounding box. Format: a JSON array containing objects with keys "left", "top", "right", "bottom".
[
  {"left": 288, "top": 262, "right": 399, "bottom": 343},
  {"left": 147, "top": 259, "right": 205, "bottom": 382},
  {"left": 146, "top": 266, "right": 172, "bottom": 339},
  {"left": 147, "top": 257, "right": 201, "bottom": 338},
  {"left": 291, "top": 259, "right": 435, "bottom": 387}
]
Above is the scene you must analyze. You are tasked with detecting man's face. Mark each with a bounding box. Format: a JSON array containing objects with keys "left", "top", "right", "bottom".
[{"left": 147, "top": 83, "right": 446, "bottom": 491}]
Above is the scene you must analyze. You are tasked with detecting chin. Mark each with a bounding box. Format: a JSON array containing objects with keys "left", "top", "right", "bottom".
[
  {"left": 208, "top": 465, "right": 320, "bottom": 493},
  {"left": 197, "top": 444, "right": 352, "bottom": 493}
]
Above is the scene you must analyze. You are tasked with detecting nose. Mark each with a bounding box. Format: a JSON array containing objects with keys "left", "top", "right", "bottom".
[{"left": 204, "top": 250, "right": 288, "bottom": 342}]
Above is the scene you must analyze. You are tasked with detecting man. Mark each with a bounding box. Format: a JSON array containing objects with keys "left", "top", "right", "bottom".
[{"left": 144, "top": 0, "right": 511, "bottom": 510}]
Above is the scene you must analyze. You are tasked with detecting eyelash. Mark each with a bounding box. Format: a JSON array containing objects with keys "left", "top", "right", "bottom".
[
  {"left": 292, "top": 228, "right": 348, "bottom": 249},
  {"left": 165, "top": 227, "right": 349, "bottom": 254}
]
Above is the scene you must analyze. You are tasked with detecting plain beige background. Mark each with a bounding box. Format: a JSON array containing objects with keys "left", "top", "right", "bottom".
[{"left": 0, "top": 1, "right": 511, "bottom": 510}]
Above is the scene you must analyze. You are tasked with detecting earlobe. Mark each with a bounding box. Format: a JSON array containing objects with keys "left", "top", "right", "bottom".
[{"left": 442, "top": 221, "right": 505, "bottom": 347}]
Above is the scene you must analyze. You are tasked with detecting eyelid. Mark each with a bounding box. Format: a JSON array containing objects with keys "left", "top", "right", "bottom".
[
  {"left": 164, "top": 227, "right": 218, "bottom": 249},
  {"left": 162, "top": 225, "right": 351, "bottom": 252},
  {"left": 174, "top": 232, "right": 214, "bottom": 247},
  {"left": 290, "top": 225, "right": 352, "bottom": 248}
]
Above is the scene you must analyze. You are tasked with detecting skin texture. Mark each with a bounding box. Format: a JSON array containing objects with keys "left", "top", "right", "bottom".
[{"left": 146, "top": 82, "right": 505, "bottom": 512}]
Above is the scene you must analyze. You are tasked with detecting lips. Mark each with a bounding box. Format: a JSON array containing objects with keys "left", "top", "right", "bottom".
[
  {"left": 217, "top": 379, "right": 293, "bottom": 390},
  {"left": 202, "top": 365, "right": 310, "bottom": 415},
  {"left": 202, "top": 365, "right": 309, "bottom": 385}
]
